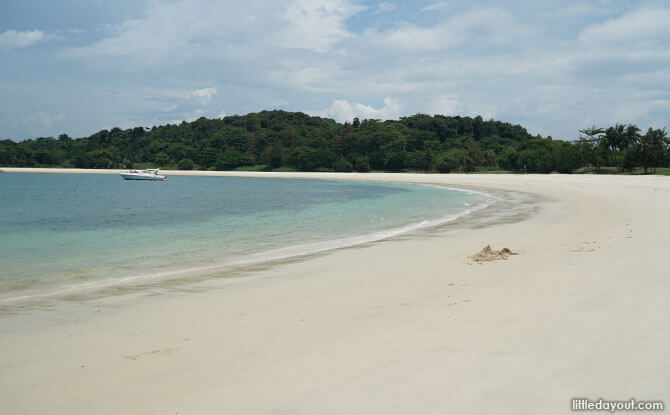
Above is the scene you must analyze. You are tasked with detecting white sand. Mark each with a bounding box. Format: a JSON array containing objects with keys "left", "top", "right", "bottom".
[{"left": 1, "top": 171, "right": 669, "bottom": 414}]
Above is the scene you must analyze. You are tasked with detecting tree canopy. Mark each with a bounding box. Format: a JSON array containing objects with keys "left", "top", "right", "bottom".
[{"left": 1, "top": 111, "right": 668, "bottom": 174}]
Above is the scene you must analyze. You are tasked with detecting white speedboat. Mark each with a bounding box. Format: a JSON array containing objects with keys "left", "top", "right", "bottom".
[{"left": 120, "top": 168, "right": 167, "bottom": 181}]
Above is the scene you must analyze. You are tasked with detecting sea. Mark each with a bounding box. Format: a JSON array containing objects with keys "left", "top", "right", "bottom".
[{"left": 0, "top": 173, "right": 491, "bottom": 303}]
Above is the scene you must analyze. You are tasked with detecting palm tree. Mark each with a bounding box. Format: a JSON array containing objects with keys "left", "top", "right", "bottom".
[
  {"left": 604, "top": 125, "right": 625, "bottom": 165},
  {"left": 579, "top": 126, "right": 605, "bottom": 144},
  {"left": 637, "top": 128, "right": 666, "bottom": 173},
  {"left": 579, "top": 126, "right": 606, "bottom": 170},
  {"left": 648, "top": 128, "right": 668, "bottom": 173},
  {"left": 623, "top": 124, "right": 641, "bottom": 149}
]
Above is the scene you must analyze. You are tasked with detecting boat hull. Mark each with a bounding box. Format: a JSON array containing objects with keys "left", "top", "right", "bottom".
[{"left": 120, "top": 173, "right": 166, "bottom": 181}]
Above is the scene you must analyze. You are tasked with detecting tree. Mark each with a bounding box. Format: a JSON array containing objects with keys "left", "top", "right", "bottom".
[
  {"left": 620, "top": 147, "right": 638, "bottom": 172},
  {"left": 579, "top": 126, "right": 605, "bottom": 144},
  {"left": 463, "top": 139, "right": 483, "bottom": 171},
  {"left": 352, "top": 155, "right": 371, "bottom": 172},
  {"left": 498, "top": 146, "right": 519, "bottom": 170},
  {"left": 177, "top": 158, "right": 194, "bottom": 170},
  {"left": 385, "top": 151, "right": 407, "bottom": 171},
  {"left": 333, "top": 157, "right": 353, "bottom": 172},
  {"left": 552, "top": 141, "right": 580, "bottom": 173},
  {"left": 436, "top": 152, "right": 460, "bottom": 173},
  {"left": 168, "top": 143, "right": 188, "bottom": 161},
  {"left": 638, "top": 128, "right": 667, "bottom": 173},
  {"left": 623, "top": 124, "right": 641, "bottom": 150},
  {"left": 198, "top": 146, "right": 217, "bottom": 168},
  {"left": 518, "top": 147, "right": 553, "bottom": 173},
  {"left": 262, "top": 144, "right": 283, "bottom": 169},
  {"left": 3, "top": 110, "right": 663, "bottom": 175},
  {"left": 215, "top": 150, "right": 245, "bottom": 170},
  {"left": 473, "top": 115, "right": 483, "bottom": 140},
  {"left": 154, "top": 152, "right": 170, "bottom": 166},
  {"left": 75, "top": 149, "right": 116, "bottom": 169}
]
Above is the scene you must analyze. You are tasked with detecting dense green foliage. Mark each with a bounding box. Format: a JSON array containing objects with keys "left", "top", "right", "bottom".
[{"left": 1, "top": 111, "right": 668, "bottom": 173}]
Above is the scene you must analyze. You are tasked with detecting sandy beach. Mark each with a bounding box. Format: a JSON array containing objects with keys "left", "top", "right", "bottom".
[{"left": 1, "top": 170, "right": 668, "bottom": 414}]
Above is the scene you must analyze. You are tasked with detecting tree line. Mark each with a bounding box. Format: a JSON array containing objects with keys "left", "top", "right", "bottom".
[{"left": 1, "top": 111, "right": 668, "bottom": 173}]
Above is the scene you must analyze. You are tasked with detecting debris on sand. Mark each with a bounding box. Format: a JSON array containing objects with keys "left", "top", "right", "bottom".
[{"left": 471, "top": 245, "right": 517, "bottom": 262}]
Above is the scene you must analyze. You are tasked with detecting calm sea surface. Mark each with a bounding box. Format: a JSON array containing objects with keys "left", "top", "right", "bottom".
[{"left": 0, "top": 173, "right": 489, "bottom": 301}]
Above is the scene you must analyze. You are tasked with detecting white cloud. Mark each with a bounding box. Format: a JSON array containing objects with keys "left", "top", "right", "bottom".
[
  {"left": 277, "top": 0, "right": 364, "bottom": 53},
  {"left": 0, "top": 29, "right": 46, "bottom": 49},
  {"left": 571, "top": 7, "right": 670, "bottom": 81},
  {"left": 579, "top": 8, "right": 670, "bottom": 45},
  {"left": 271, "top": 64, "right": 344, "bottom": 93},
  {"left": 364, "top": 7, "right": 533, "bottom": 51},
  {"left": 324, "top": 100, "right": 355, "bottom": 121},
  {"left": 315, "top": 97, "right": 400, "bottom": 122},
  {"left": 355, "top": 97, "right": 400, "bottom": 120},
  {"left": 428, "top": 95, "right": 463, "bottom": 116},
  {"left": 420, "top": 2, "right": 449, "bottom": 12},
  {"left": 190, "top": 87, "right": 217, "bottom": 106},
  {"left": 62, "top": 0, "right": 366, "bottom": 66},
  {"left": 64, "top": 0, "right": 286, "bottom": 62}
]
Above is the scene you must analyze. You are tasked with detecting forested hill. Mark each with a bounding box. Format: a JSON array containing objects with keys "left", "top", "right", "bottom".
[{"left": 1, "top": 111, "right": 668, "bottom": 173}]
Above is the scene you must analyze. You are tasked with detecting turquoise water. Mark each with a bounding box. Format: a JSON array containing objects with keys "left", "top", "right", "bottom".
[{"left": 0, "top": 173, "right": 489, "bottom": 301}]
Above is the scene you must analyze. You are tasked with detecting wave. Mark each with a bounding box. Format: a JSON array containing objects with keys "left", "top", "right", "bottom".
[{"left": 0, "top": 185, "right": 495, "bottom": 306}]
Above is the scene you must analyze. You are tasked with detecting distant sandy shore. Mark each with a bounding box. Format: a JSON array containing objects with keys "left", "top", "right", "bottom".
[{"left": 1, "top": 170, "right": 668, "bottom": 414}]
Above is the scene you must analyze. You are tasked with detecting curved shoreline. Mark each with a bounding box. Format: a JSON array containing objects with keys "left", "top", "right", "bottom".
[
  {"left": 0, "top": 176, "right": 525, "bottom": 309},
  {"left": 1, "top": 172, "right": 669, "bottom": 414}
]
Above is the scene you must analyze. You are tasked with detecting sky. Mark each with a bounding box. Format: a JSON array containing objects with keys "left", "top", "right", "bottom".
[{"left": 0, "top": 0, "right": 668, "bottom": 141}]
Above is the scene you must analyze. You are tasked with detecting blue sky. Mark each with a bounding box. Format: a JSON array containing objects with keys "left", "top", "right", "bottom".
[{"left": 1, "top": 0, "right": 668, "bottom": 141}]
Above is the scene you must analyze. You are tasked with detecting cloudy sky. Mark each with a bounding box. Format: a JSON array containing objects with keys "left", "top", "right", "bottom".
[{"left": 1, "top": 0, "right": 668, "bottom": 141}]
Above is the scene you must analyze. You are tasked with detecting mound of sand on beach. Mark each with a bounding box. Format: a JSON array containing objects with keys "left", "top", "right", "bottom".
[{"left": 471, "top": 245, "right": 517, "bottom": 262}]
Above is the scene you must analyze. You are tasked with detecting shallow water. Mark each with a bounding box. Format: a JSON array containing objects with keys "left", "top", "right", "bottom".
[{"left": 0, "top": 173, "right": 490, "bottom": 302}]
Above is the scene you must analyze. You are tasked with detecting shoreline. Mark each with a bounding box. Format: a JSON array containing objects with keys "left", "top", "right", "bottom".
[
  {"left": 0, "top": 177, "right": 534, "bottom": 312},
  {"left": 1, "top": 172, "right": 669, "bottom": 414}
]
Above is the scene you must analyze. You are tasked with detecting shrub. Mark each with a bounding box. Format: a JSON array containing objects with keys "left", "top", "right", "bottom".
[
  {"left": 333, "top": 157, "right": 353, "bottom": 172},
  {"left": 177, "top": 158, "right": 194, "bottom": 170},
  {"left": 436, "top": 153, "right": 460, "bottom": 173}
]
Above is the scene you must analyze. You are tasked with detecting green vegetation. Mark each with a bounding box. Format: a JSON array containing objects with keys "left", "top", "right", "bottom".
[{"left": 1, "top": 111, "right": 668, "bottom": 174}]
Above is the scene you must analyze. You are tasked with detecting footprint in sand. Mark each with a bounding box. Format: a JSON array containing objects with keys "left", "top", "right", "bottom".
[
  {"left": 123, "top": 347, "right": 180, "bottom": 360},
  {"left": 572, "top": 240, "right": 598, "bottom": 252}
]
